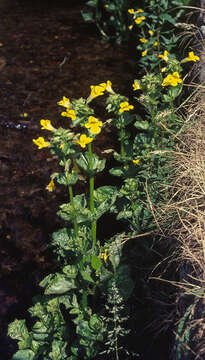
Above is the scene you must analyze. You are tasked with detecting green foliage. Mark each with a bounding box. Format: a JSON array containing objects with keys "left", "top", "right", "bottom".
[
  {"left": 81, "top": 0, "right": 134, "bottom": 44},
  {"left": 8, "top": 2, "right": 198, "bottom": 358}
]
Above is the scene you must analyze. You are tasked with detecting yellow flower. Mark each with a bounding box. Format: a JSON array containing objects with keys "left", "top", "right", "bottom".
[
  {"left": 158, "top": 50, "right": 169, "bottom": 62},
  {"left": 119, "top": 101, "right": 134, "bottom": 113},
  {"left": 136, "top": 9, "right": 144, "bottom": 13},
  {"left": 77, "top": 134, "right": 93, "bottom": 148},
  {"left": 135, "top": 16, "right": 146, "bottom": 24},
  {"left": 161, "top": 67, "right": 166, "bottom": 73},
  {"left": 57, "top": 96, "right": 71, "bottom": 108},
  {"left": 183, "top": 51, "right": 200, "bottom": 62},
  {"left": 133, "top": 80, "right": 142, "bottom": 91},
  {"left": 142, "top": 50, "right": 147, "bottom": 57},
  {"left": 23, "top": 112, "right": 28, "bottom": 117},
  {"left": 128, "top": 8, "right": 134, "bottom": 14},
  {"left": 148, "top": 30, "right": 154, "bottom": 36},
  {"left": 139, "top": 37, "right": 147, "bottom": 43},
  {"left": 40, "top": 119, "right": 56, "bottom": 132},
  {"left": 46, "top": 179, "right": 55, "bottom": 192},
  {"left": 85, "top": 116, "right": 103, "bottom": 135},
  {"left": 33, "top": 137, "right": 49, "bottom": 149},
  {"left": 61, "top": 109, "right": 76, "bottom": 120},
  {"left": 132, "top": 159, "right": 140, "bottom": 165},
  {"left": 90, "top": 83, "right": 106, "bottom": 99},
  {"left": 129, "top": 25, "right": 133, "bottom": 30},
  {"left": 105, "top": 80, "right": 115, "bottom": 94},
  {"left": 162, "top": 72, "right": 182, "bottom": 87},
  {"left": 154, "top": 41, "right": 158, "bottom": 46},
  {"left": 100, "top": 249, "right": 108, "bottom": 262}
]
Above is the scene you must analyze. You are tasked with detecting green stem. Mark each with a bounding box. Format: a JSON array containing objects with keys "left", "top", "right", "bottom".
[
  {"left": 88, "top": 143, "right": 97, "bottom": 247},
  {"left": 120, "top": 115, "right": 126, "bottom": 160},
  {"left": 68, "top": 185, "right": 78, "bottom": 238},
  {"left": 120, "top": 128, "right": 126, "bottom": 159}
]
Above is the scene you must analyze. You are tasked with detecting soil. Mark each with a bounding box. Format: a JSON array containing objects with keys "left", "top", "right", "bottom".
[{"left": 0, "top": 1, "right": 169, "bottom": 359}]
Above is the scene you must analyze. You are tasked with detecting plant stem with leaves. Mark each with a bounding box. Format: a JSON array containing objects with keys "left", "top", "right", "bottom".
[{"left": 88, "top": 142, "right": 97, "bottom": 248}]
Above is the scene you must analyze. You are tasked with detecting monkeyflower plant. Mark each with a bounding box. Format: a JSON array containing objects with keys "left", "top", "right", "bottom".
[{"left": 8, "top": 81, "right": 135, "bottom": 360}]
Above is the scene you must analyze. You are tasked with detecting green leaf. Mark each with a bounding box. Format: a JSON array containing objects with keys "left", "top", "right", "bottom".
[
  {"left": 76, "top": 152, "right": 106, "bottom": 175},
  {"left": 91, "top": 255, "right": 102, "bottom": 271},
  {"left": 94, "top": 185, "right": 117, "bottom": 204},
  {"left": 58, "top": 295, "right": 72, "bottom": 309},
  {"left": 89, "top": 314, "right": 102, "bottom": 331},
  {"left": 93, "top": 186, "right": 117, "bottom": 219},
  {"left": 134, "top": 120, "right": 150, "bottom": 130},
  {"left": 86, "top": 0, "right": 98, "bottom": 7},
  {"left": 40, "top": 273, "right": 76, "bottom": 295},
  {"left": 52, "top": 228, "right": 73, "bottom": 250},
  {"left": 8, "top": 319, "right": 28, "bottom": 341},
  {"left": 109, "top": 167, "right": 124, "bottom": 177},
  {"left": 49, "top": 340, "right": 67, "bottom": 360},
  {"left": 80, "top": 269, "right": 95, "bottom": 283},
  {"left": 81, "top": 10, "right": 94, "bottom": 22},
  {"left": 33, "top": 321, "right": 47, "bottom": 333},
  {"left": 12, "top": 349, "right": 35, "bottom": 360},
  {"left": 63, "top": 265, "right": 78, "bottom": 279},
  {"left": 58, "top": 195, "right": 92, "bottom": 224},
  {"left": 159, "top": 13, "right": 176, "bottom": 25},
  {"left": 32, "top": 321, "right": 52, "bottom": 342},
  {"left": 70, "top": 307, "right": 81, "bottom": 315},
  {"left": 39, "top": 274, "right": 54, "bottom": 289}
]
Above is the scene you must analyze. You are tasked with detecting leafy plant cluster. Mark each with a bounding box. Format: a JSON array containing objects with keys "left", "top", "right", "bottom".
[
  {"left": 8, "top": 1, "right": 199, "bottom": 360},
  {"left": 81, "top": 0, "right": 192, "bottom": 44},
  {"left": 7, "top": 69, "right": 184, "bottom": 359}
]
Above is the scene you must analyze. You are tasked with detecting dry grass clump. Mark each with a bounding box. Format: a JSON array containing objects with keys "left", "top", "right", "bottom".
[{"left": 153, "top": 90, "right": 205, "bottom": 359}]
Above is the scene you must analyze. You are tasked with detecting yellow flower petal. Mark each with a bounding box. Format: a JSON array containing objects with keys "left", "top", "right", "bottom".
[
  {"left": 135, "top": 16, "right": 146, "bottom": 24},
  {"left": 183, "top": 51, "right": 200, "bottom": 62},
  {"left": 128, "top": 8, "right": 134, "bottom": 14},
  {"left": 40, "top": 119, "right": 56, "bottom": 132},
  {"left": 33, "top": 137, "right": 49, "bottom": 149},
  {"left": 77, "top": 134, "right": 93, "bottom": 148},
  {"left": 133, "top": 159, "right": 140, "bottom": 165},
  {"left": 148, "top": 30, "right": 154, "bottom": 36},
  {"left": 139, "top": 37, "right": 147, "bottom": 43},
  {"left": 85, "top": 116, "right": 102, "bottom": 135},
  {"left": 105, "top": 80, "right": 115, "bottom": 94},
  {"left": 133, "top": 80, "right": 142, "bottom": 91},
  {"left": 61, "top": 109, "right": 76, "bottom": 120},
  {"left": 100, "top": 249, "right": 108, "bottom": 262},
  {"left": 57, "top": 96, "right": 71, "bottom": 108},
  {"left": 142, "top": 50, "right": 147, "bottom": 57},
  {"left": 162, "top": 72, "right": 182, "bottom": 87},
  {"left": 46, "top": 179, "right": 55, "bottom": 192},
  {"left": 158, "top": 50, "right": 169, "bottom": 62},
  {"left": 90, "top": 84, "right": 105, "bottom": 99},
  {"left": 119, "top": 101, "right": 134, "bottom": 113}
]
